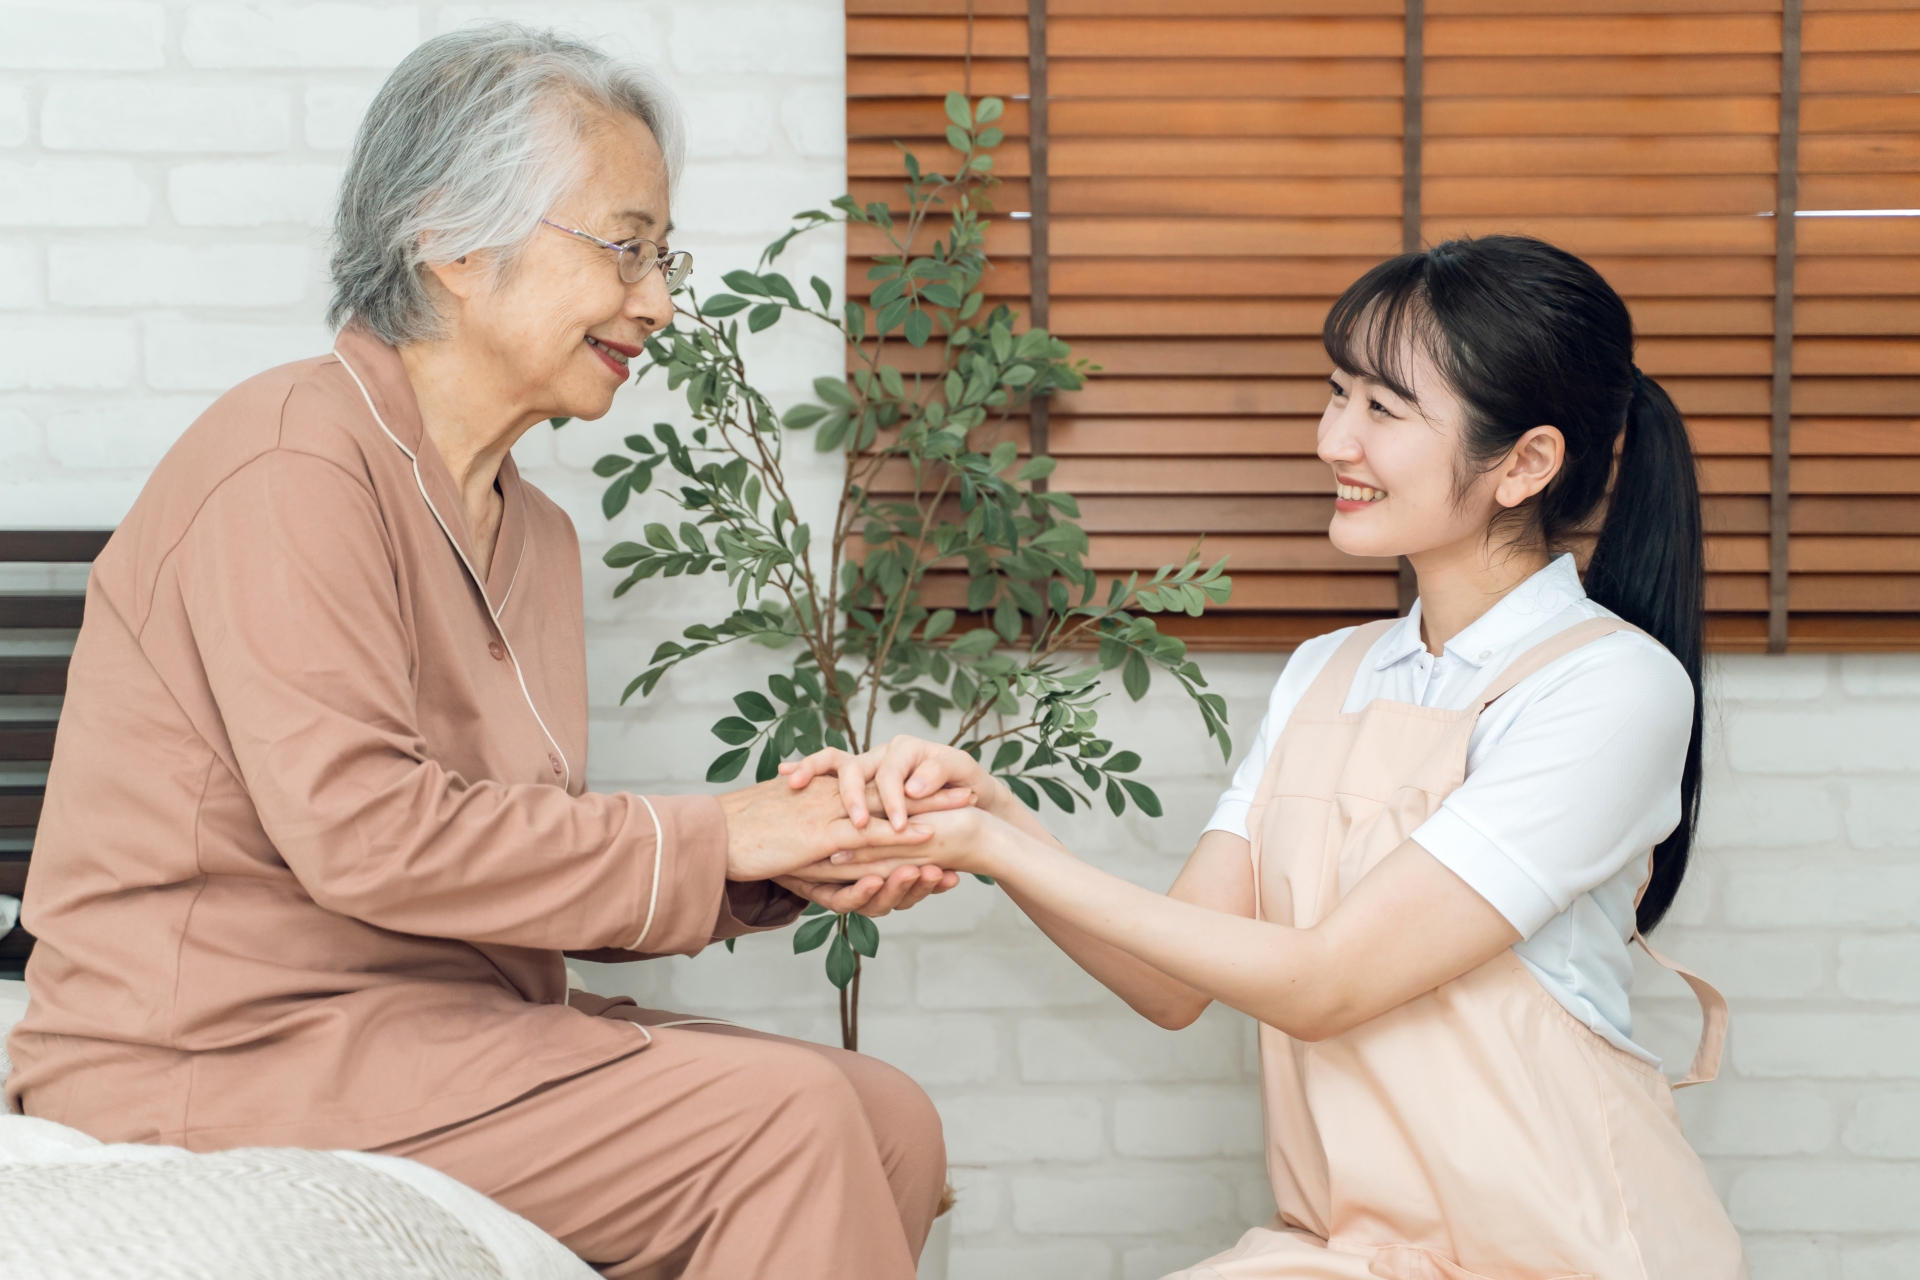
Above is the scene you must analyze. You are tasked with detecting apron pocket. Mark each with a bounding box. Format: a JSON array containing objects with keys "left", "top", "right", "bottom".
[{"left": 1367, "top": 1245, "right": 1592, "bottom": 1280}]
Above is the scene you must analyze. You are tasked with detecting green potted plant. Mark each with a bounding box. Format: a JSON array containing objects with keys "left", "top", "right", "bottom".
[{"left": 587, "top": 94, "right": 1234, "bottom": 1051}]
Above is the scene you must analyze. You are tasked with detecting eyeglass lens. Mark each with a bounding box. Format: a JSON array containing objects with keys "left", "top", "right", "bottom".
[{"left": 619, "top": 243, "right": 692, "bottom": 289}]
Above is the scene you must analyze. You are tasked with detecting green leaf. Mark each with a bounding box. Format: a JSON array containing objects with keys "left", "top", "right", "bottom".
[
  {"left": 549, "top": 417, "right": 571, "bottom": 428},
  {"left": 903, "top": 308, "right": 933, "bottom": 347},
  {"left": 721, "top": 269, "right": 768, "bottom": 296},
  {"left": 825, "top": 929, "right": 858, "bottom": 989},
  {"left": 735, "top": 691, "right": 778, "bottom": 722},
  {"left": 601, "top": 474, "right": 633, "bottom": 519},
  {"left": 755, "top": 737, "right": 782, "bottom": 782},
  {"left": 802, "top": 901, "right": 828, "bottom": 916},
  {"left": 1122, "top": 651, "right": 1151, "bottom": 701},
  {"left": 921, "top": 282, "right": 963, "bottom": 309},
  {"left": 813, "top": 376, "right": 856, "bottom": 407},
  {"left": 944, "top": 92, "right": 972, "bottom": 129},
  {"left": 875, "top": 297, "right": 911, "bottom": 334},
  {"left": 702, "top": 293, "right": 750, "bottom": 317},
  {"left": 847, "top": 912, "right": 880, "bottom": 958},
  {"left": 1106, "top": 777, "right": 1126, "bottom": 815},
  {"left": 922, "top": 608, "right": 956, "bottom": 642},
  {"left": 945, "top": 124, "right": 971, "bottom": 153},
  {"left": 706, "top": 747, "right": 751, "bottom": 783},
  {"left": 1035, "top": 776, "right": 1076, "bottom": 812},
  {"left": 1016, "top": 456, "right": 1056, "bottom": 482},
  {"left": 1004, "top": 776, "right": 1040, "bottom": 810},
  {"left": 991, "top": 740, "right": 1023, "bottom": 772},
  {"left": 1121, "top": 779, "right": 1164, "bottom": 818},
  {"left": 592, "top": 454, "right": 632, "bottom": 478},
  {"left": 992, "top": 598, "right": 1021, "bottom": 642},
  {"left": 811, "top": 275, "right": 833, "bottom": 309},
  {"left": 783, "top": 403, "right": 828, "bottom": 430},
  {"left": 975, "top": 97, "right": 1004, "bottom": 125},
  {"left": 747, "top": 302, "right": 782, "bottom": 333},
  {"left": 793, "top": 913, "right": 835, "bottom": 953},
  {"left": 711, "top": 716, "right": 758, "bottom": 745},
  {"left": 1105, "top": 750, "right": 1142, "bottom": 773}
]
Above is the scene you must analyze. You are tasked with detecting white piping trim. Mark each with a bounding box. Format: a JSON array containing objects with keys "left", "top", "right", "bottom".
[
  {"left": 334, "top": 344, "right": 572, "bottom": 792},
  {"left": 629, "top": 794, "right": 665, "bottom": 950},
  {"left": 498, "top": 524, "right": 526, "bottom": 612},
  {"left": 647, "top": 1017, "right": 746, "bottom": 1031}
]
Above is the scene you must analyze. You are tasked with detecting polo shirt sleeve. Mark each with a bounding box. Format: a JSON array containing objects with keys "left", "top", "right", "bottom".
[
  {"left": 1411, "top": 634, "right": 1696, "bottom": 939},
  {"left": 1204, "top": 628, "right": 1352, "bottom": 840}
]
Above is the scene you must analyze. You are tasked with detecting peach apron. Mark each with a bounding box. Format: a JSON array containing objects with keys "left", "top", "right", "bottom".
[{"left": 1174, "top": 618, "right": 1746, "bottom": 1280}]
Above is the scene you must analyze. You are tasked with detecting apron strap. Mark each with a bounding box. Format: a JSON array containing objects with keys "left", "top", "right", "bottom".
[
  {"left": 1468, "top": 616, "right": 1648, "bottom": 714},
  {"left": 1292, "top": 619, "right": 1399, "bottom": 720},
  {"left": 1632, "top": 932, "right": 1729, "bottom": 1087}
]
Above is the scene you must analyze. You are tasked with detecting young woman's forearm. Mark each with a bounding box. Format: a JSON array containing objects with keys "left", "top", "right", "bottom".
[
  {"left": 975, "top": 822, "right": 1517, "bottom": 1041},
  {"left": 996, "top": 878, "right": 1214, "bottom": 1027},
  {"left": 974, "top": 787, "right": 1225, "bottom": 1028}
]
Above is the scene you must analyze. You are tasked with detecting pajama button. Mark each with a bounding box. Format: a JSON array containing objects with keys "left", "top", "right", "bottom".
[
  {"left": 488, "top": 641, "right": 505, "bottom": 661},
  {"left": 548, "top": 754, "right": 563, "bottom": 775}
]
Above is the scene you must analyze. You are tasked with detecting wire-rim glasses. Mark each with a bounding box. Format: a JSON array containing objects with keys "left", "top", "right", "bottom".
[{"left": 540, "top": 219, "right": 692, "bottom": 289}]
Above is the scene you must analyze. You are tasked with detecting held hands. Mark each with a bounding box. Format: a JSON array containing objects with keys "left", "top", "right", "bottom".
[
  {"left": 777, "top": 737, "right": 1018, "bottom": 882},
  {"left": 716, "top": 772, "right": 968, "bottom": 918}
]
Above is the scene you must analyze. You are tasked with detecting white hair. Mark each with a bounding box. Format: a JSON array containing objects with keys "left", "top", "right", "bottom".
[{"left": 327, "top": 24, "right": 685, "bottom": 345}]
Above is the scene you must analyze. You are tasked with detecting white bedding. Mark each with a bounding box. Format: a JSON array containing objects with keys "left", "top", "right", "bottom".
[{"left": 0, "top": 980, "right": 594, "bottom": 1280}]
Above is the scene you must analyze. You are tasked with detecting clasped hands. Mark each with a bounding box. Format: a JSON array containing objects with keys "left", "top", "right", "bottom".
[{"left": 718, "top": 737, "right": 1018, "bottom": 918}]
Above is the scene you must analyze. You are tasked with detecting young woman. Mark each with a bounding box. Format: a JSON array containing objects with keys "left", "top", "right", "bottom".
[{"left": 787, "top": 235, "right": 1747, "bottom": 1279}]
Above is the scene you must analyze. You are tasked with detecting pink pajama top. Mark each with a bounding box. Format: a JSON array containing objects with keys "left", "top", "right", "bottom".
[{"left": 6, "top": 327, "right": 799, "bottom": 1150}]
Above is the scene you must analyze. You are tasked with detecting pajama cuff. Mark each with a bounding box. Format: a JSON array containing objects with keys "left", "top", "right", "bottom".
[{"left": 1411, "top": 806, "right": 1562, "bottom": 940}]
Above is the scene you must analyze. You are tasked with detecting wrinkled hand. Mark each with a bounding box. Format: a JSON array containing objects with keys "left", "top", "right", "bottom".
[
  {"left": 779, "top": 736, "right": 1001, "bottom": 834},
  {"left": 718, "top": 772, "right": 974, "bottom": 883},
  {"left": 773, "top": 863, "right": 960, "bottom": 918}
]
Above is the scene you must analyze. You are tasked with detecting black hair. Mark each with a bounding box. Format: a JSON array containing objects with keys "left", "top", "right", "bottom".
[{"left": 1323, "top": 234, "right": 1704, "bottom": 934}]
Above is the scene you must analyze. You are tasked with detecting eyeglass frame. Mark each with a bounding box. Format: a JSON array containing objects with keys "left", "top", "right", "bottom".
[{"left": 539, "top": 219, "right": 692, "bottom": 289}]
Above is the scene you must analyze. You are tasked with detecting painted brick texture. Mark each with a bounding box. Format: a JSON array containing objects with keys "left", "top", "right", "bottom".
[{"left": 3, "top": 5, "right": 1917, "bottom": 1279}]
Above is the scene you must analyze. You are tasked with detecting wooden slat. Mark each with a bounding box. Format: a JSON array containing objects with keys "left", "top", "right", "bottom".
[
  {"left": 0, "top": 724, "right": 57, "bottom": 762},
  {"left": 1425, "top": 136, "right": 1778, "bottom": 177},
  {"left": 0, "top": 595, "right": 84, "bottom": 629},
  {"left": 0, "top": 657, "right": 68, "bottom": 695},
  {"left": 0, "top": 790, "right": 43, "bottom": 828},
  {"left": 1802, "top": 51, "right": 1920, "bottom": 92},
  {"left": 1426, "top": 97, "right": 1780, "bottom": 136},
  {"left": 1804, "top": 10, "right": 1920, "bottom": 51},
  {"left": 1426, "top": 54, "right": 1779, "bottom": 96},
  {"left": 1047, "top": 17, "right": 1405, "bottom": 59},
  {"left": 0, "top": 530, "right": 111, "bottom": 562},
  {"left": 1424, "top": 175, "right": 1777, "bottom": 216},
  {"left": 1426, "top": 15, "right": 1780, "bottom": 57}
]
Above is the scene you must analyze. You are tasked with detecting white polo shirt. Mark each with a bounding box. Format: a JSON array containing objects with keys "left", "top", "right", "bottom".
[{"left": 1205, "top": 554, "right": 1695, "bottom": 1064}]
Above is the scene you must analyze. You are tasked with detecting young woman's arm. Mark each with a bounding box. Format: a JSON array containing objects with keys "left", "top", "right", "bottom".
[
  {"left": 783, "top": 740, "right": 1253, "bottom": 1027},
  {"left": 784, "top": 738, "right": 1516, "bottom": 1037},
  {"left": 879, "top": 806, "right": 1521, "bottom": 1041}
]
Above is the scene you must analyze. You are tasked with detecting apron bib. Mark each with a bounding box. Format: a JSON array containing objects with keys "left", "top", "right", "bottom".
[{"left": 1172, "top": 618, "right": 1746, "bottom": 1280}]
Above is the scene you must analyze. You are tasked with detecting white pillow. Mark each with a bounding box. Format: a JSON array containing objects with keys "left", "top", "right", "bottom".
[{"left": 0, "top": 979, "right": 30, "bottom": 1099}]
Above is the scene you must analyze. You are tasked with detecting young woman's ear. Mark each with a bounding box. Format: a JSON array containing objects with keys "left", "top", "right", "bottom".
[{"left": 1493, "top": 425, "right": 1566, "bottom": 510}]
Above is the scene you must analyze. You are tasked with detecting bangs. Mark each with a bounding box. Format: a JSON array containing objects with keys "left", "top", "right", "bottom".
[{"left": 1321, "top": 255, "right": 1440, "bottom": 407}]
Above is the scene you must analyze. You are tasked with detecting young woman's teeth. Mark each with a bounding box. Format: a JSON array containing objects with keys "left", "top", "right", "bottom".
[
  {"left": 1338, "top": 483, "right": 1385, "bottom": 502},
  {"left": 586, "top": 335, "right": 628, "bottom": 366}
]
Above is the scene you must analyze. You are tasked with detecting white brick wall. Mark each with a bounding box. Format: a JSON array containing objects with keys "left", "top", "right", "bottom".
[{"left": 4, "top": 5, "right": 1917, "bottom": 1278}]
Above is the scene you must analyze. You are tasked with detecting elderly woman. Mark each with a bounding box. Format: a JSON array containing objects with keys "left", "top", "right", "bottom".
[{"left": 7, "top": 26, "right": 954, "bottom": 1280}]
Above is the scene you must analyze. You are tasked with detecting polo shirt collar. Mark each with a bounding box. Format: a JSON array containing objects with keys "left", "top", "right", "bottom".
[{"left": 1373, "top": 553, "right": 1587, "bottom": 673}]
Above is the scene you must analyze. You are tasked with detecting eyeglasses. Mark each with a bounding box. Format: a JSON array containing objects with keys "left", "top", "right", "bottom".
[{"left": 540, "top": 219, "right": 692, "bottom": 289}]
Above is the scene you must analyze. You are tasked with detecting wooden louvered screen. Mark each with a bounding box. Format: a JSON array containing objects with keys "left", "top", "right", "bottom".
[
  {"left": 1789, "top": 6, "right": 1920, "bottom": 646},
  {"left": 846, "top": 1, "right": 1920, "bottom": 651},
  {"left": 1421, "top": 2, "right": 1785, "bottom": 650}
]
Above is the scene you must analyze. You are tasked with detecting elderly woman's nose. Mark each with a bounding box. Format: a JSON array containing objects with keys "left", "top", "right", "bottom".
[{"left": 626, "top": 268, "right": 672, "bottom": 333}]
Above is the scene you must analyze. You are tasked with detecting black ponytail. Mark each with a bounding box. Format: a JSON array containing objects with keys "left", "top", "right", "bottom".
[
  {"left": 1586, "top": 370, "right": 1704, "bottom": 932},
  {"left": 1324, "top": 235, "right": 1705, "bottom": 934}
]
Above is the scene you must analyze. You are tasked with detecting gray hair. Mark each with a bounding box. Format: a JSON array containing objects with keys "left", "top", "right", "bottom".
[{"left": 327, "top": 24, "right": 684, "bottom": 345}]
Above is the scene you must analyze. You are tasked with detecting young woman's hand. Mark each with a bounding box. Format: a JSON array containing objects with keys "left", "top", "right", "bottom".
[
  {"left": 824, "top": 804, "right": 1011, "bottom": 880},
  {"left": 780, "top": 735, "right": 1006, "bottom": 833}
]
